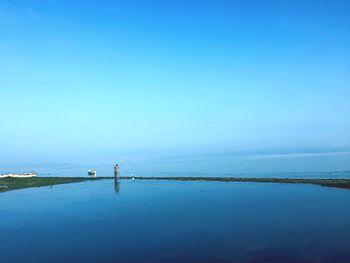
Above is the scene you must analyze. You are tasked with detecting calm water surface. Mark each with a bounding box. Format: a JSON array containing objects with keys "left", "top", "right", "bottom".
[
  {"left": 3, "top": 151, "right": 350, "bottom": 178},
  {"left": 1, "top": 180, "right": 350, "bottom": 263}
]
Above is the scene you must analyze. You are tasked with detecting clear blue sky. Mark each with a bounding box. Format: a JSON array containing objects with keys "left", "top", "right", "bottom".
[{"left": 1, "top": 0, "right": 349, "bottom": 165}]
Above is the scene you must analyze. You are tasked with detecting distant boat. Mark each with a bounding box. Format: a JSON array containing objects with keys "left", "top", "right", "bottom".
[
  {"left": 88, "top": 169, "right": 97, "bottom": 177},
  {"left": 0, "top": 172, "right": 37, "bottom": 178}
]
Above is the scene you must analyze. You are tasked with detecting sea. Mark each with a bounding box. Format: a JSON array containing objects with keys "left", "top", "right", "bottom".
[{"left": 1, "top": 152, "right": 350, "bottom": 262}]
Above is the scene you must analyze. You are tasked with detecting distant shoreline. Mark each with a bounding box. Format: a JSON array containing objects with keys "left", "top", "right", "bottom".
[{"left": 1, "top": 176, "right": 350, "bottom": 192}]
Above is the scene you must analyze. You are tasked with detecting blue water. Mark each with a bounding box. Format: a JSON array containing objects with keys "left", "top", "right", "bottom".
[
  {"left": 1, "top": 179, "right": 350, "bottom": 263},
  {"left": 2, "top": 151, "right": 350, "bottom": 178}
]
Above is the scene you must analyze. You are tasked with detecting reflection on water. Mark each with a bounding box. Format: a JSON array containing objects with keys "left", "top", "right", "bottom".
[
  {"left": 0, "top": 180, "right": 350, "bottom": 263},
  {"left": 114, "top": 179, "right": 120, "bottom": 193}
]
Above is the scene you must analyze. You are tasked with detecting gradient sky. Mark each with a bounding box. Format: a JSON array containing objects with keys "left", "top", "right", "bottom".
[{"left": 1, "top": 0, "right": 350, "bottom": 165}]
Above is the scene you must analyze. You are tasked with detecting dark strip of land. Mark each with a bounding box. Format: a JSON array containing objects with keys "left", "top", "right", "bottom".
[
  {"left": 1, "top": 176, "right": 350, "bottom": 192},
  {"left": 120, "top": 176, "right": 350, "bottom": 190},
  {"left": 0, "top": 177, "right": 110, "bottom": 192}
]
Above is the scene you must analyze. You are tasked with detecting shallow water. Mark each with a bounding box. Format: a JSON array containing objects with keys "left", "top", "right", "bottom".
[{"left": 0, "top": 180, "right": 350, "bottom": 263}]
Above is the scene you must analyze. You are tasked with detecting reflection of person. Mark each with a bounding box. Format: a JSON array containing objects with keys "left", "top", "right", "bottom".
[{"left": 114, "top": 180, "right": 120, "bottom": 193}]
